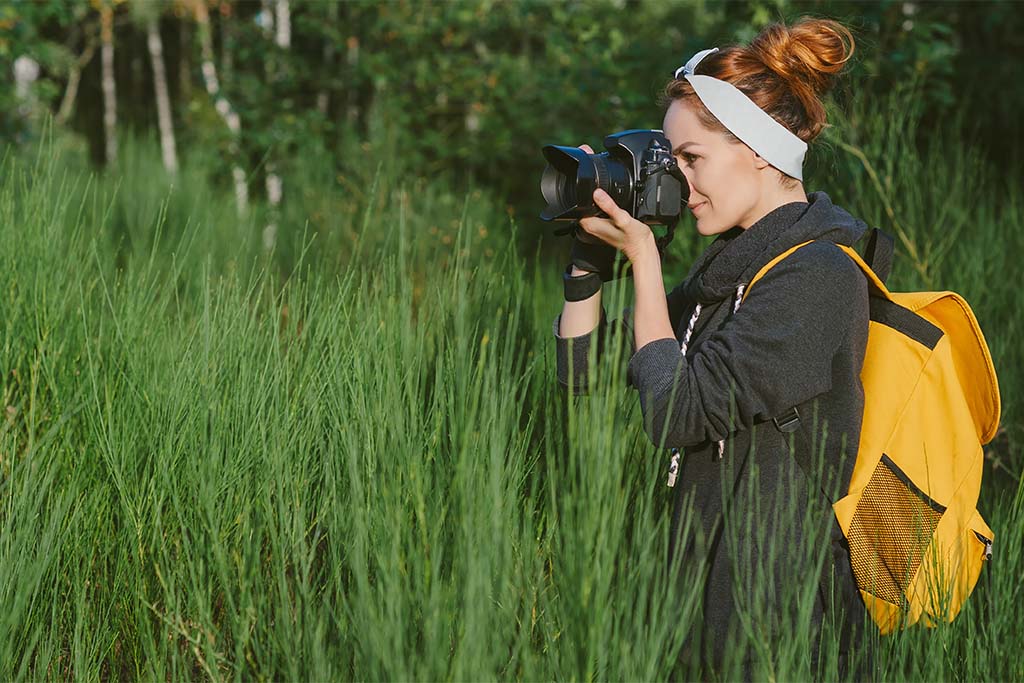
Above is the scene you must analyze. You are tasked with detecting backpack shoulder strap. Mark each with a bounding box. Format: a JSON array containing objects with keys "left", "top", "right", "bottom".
[
  {"left": 741, "top": 239, "right": 893, "bottom": 305},
  {"left": 860, "top": 227, "right": 895, "bottom": 285}
]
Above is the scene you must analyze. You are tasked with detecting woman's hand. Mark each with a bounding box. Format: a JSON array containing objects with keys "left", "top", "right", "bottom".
[{"left": 576, "top": 144, "right": 656, "bottom": 263}]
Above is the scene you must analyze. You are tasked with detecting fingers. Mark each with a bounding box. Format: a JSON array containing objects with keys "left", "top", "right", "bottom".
[
  {"left": 574, "top": 221, "right": 605, "bottom": 245},
  {"left": 592, "top": 188, "right": 631, "bottom": 228},
  {"left": 579, "top": 211, "right": 623, "bottom": 248},
  {"left": 578, "top": 215, "right": 608, "bottom": 239},
  {"left": 574, "top": 144, "right": 626, "bottom": 243}
]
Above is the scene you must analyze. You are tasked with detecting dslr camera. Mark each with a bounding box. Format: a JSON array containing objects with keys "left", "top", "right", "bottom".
[{"left": 539, "top": 129, "right": 689, "bottom": 251}]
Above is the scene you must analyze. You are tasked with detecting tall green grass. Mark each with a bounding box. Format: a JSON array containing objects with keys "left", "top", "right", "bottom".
[{"left": 0, "top": 83, "right": 1020, "bottom": 680}]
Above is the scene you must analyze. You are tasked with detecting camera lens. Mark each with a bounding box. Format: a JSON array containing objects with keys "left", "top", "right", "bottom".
[
  {"left": 540, "top": 145, "right": 595, "bottom": 221},
  {"left": 540, "top": 145, "right": 633, "bottom": 221},
  {"left": 592, "top": 153, "right": 631, "bottom": 208},
  {"left": 541, "top": 164, "right": 575, "bottom": 214}
]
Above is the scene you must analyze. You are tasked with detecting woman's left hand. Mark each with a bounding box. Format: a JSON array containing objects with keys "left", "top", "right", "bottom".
[{"left": 578, "top": 189, "right": 656, "bottom": 263}]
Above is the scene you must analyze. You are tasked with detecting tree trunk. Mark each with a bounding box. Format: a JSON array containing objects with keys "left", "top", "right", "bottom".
[
  {"left": 147, "top": 16, "right": 178, "bottom": 174},
  {"left": 100, "top": 1, "right": 118, "bottom": 168},
  {"left": 274, "top": 0, "right": 290, "bottom": 49},
  {"left": 263, "top": 0, "right": 290, "bottom": 251},
  {"left": 263, "top": 171, "right": 282, "bottom": 250},
  {"left": 57, "top": 35, "right": 97, "bottom": 126},
  {"left": 193, "top": 0, "right": 248, "bottom": 215},
  {"left": 13, "top": 56, "right": 40, "bottom": 112}
]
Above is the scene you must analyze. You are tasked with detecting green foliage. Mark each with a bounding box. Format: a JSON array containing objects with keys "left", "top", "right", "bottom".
[
  {"left": 0, "top": 3, "right": 1021, "bottom": 679},
  {"left": 0, "top": 0, "right": 84, "bottom": 142},
  {"left": 0, "top": 76, "right": 1022, "bottom": 679},
  {"left": 5, "top": 0, "right": 1020, "bottom": 208}
]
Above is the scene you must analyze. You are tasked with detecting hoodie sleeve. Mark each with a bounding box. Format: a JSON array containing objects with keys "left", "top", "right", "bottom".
[
  {"left": 626, "top": 242, "right": 868, "bottom": 448},
  {"left": 553, "top": 284, "right": 692, "bottom": 395},
  {"left": 552, "top": 305, "right": 633, "bottom": 395}
]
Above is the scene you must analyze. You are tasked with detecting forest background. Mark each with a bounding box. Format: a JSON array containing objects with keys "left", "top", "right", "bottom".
[
  {"left": 6, "top": 0, "right": 1022, "bottom": 229},
  {"left": 2, "top": 0, "right": 1023, "bottom": 680}
]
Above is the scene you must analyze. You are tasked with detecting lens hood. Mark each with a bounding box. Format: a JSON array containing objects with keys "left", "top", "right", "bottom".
[{"left": 540, "top": 146, "right": 598, "bottom": 221}]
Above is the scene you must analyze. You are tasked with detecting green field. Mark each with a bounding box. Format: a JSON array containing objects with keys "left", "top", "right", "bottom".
[{"left": 2, "top": 82, "right": 1022, "bottom": 680}]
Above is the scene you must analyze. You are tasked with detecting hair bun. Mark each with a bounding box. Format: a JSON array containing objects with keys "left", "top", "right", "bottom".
[{"left": 750, "top": 18, "right": 855, "bottom": 98}]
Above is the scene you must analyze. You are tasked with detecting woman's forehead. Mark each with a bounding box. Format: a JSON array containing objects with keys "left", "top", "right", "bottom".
[{"left": 663, "top": 99, "right": 718, "bottom": 148}]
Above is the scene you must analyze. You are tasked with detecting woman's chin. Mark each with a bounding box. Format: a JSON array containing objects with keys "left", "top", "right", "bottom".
[{"left": 695, "top": 221, "right": 719, "bottom": 237}]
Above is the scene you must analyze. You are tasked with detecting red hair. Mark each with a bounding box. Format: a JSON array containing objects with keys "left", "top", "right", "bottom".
[{"left": 659, "top": 17, "right": 856, "bottom": 184}]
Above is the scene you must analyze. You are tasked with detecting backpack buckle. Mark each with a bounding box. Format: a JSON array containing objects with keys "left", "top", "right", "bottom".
[{"left": 773, "top": 407, "right": 801, "bottom": 433}]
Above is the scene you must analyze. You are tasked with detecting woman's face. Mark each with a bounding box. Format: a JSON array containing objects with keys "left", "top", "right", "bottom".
[{"left": 662, "top": 98, "right": 769, "bottom": 236}]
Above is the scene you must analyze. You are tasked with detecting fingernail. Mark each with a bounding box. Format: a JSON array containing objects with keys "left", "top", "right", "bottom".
[{"left": 594, "top": 189, "right": 606, "bottom": 200}]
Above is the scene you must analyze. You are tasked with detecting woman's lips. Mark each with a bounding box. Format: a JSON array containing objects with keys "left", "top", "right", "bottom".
[{"left": 689, "top": 202, "right": 706, "bottom": 214}]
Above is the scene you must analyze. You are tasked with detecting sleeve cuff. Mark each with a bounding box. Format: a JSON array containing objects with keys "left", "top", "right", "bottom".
[
  {"left": 627, "top": 337, "right": 684, "bottom": 398},
  {"left": 553, "top": 307, "right": 614, "bottom": 394},
  {"left": 553, "top": 312, "right": 596, "bottom": 394}
]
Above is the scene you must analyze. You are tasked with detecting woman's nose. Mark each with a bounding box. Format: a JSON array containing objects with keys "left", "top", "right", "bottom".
[{"left": 680, "top": 166, "right": 697, "bottom": 198}]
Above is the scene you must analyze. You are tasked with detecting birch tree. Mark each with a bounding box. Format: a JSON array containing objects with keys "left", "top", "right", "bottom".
[
  {"left": 189, "top": 0, "right": 248, "bottom": 215},
  {"left": 261, "top": 0, "right": 290, "bottom": 251},
  {"left": 133, "top": 1, "right": 177, "bottom": 174},
  {"left": 97, "top": 0, "right": 118, "bottom": 168},
  {"left": 13, "top": 56, "right": 40, "bottom": 118}
]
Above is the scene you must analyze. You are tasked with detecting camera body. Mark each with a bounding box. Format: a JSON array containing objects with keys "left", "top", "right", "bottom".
[{"left": 539, "top": 129, "right": 689, "bottom": 250}]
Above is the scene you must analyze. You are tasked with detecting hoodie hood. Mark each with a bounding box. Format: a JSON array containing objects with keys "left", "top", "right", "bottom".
[{"left": 681, "top": 191, "right": 869, "bottom": 304}]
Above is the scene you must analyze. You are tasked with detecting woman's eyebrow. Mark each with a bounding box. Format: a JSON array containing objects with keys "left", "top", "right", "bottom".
[{"left": 672, "top": 142, "right": 701, "bottom": 155}]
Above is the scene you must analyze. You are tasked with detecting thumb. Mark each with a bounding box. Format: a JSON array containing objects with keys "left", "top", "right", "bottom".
[{"left": 593, "top": 188, "right": 629, "bottom": 224}]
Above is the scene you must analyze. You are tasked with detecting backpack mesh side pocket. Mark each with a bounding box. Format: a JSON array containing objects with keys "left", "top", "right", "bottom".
[{"left": 847, "top": 454, "right": 945, "bottom": 605}]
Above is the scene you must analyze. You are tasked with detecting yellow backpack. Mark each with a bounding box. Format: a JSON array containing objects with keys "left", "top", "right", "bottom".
[{"left": 743, "top": 233, "right": 1001, "bottom": 635}]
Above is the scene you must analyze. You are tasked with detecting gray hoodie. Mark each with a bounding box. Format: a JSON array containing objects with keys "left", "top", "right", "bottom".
[{"left": 552, "top": 191, "right": 874, "bottom": 676}]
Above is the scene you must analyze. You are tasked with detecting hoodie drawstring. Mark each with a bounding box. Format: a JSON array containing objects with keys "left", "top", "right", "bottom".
[{"left": 667, "top": 283, "right": 746, "bottom": 487}]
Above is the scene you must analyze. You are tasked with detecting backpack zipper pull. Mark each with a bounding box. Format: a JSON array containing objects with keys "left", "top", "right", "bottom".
[
  {"left": 973, "top": 530, "right": 993, "bottom": 560},
  {"left": 667, "top": 448, "right": 680, "bottom": 487}
]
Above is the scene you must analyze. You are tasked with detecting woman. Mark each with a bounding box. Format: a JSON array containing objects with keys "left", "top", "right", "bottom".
[{"left": 553, "top": 17, "right": 874, "bottom": 679}]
